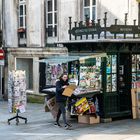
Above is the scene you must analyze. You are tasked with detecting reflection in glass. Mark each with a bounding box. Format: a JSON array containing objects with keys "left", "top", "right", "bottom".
[{"left": 84, "top": 0, "right": 90, "bottom": 6}]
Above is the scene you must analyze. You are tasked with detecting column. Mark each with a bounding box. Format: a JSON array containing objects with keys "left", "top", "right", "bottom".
[
  {"left": 33, "top": 57, "right": 39, "bottom": 93},
  {"left": 3, "top": 0, "right": 18, "bottom": 47},
  {"left": 26, "top": 0, "right": 45, "bottom": 47}
]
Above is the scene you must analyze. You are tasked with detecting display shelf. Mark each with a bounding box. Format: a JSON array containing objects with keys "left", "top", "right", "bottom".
[{"left": 75, "top": 90, "right": 101, "bottom": 98}]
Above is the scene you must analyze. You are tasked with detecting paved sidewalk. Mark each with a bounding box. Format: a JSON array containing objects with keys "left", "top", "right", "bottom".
[{"left": 0, "top": 101, "right": 140, "bottom": 140}]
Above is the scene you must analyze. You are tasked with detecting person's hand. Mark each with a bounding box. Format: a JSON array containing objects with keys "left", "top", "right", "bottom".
[{"left": 62, "top": 85, "right": 68, "bottom": 89}]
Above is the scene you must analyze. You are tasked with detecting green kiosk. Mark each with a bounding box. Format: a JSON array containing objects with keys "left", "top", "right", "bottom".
[{"left": 56, "top": 12, "right": 140, "bottom": 119}]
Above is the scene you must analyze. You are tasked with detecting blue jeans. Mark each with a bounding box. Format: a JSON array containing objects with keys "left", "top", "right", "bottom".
[{"left": 56, "top": 102, "right": 67, "bottom": 125}]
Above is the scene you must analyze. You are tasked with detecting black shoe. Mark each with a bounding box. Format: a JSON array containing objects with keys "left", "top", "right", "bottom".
[
  {"left": 65, "top": 124, "right": 71, "bottom": 130},
  {"left": 54, "top": 122, "right": 62, "bottom": 127},
  {"left": 66, "top": 123, "right": 72, "bottom": 127}
]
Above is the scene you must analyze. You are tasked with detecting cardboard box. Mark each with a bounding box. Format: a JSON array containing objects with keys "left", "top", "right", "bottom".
[
  {"left": 78, "top": 115, "right": 89, "bottom": 124},
  {"left": 75, "top": 97, "right": 90, "bottom": 114},
  {"left": 132, "top": 107, "right": 137, "bottom": 119},
  {"left": 62, "top": 85, "right": 77, "bottom": 97},
  {"left": 78, "top": 115, "right": 100, "bottom": 124},
  {"left": 136, "top": 88, "right": 140, "bottom": 107},
  {"left": 89, "top": 116, "right": 100, "bottom": 124},
  {"left": 131, "top": 88, "right": 140, "bottom": 107},
  {"left": 137, "top": 106, "right": 140, "bottom": 118},
  {"left": 132, "top": 106, "right": 140, "bottom": 119}
]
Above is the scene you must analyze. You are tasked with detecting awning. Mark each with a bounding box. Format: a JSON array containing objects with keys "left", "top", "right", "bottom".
[{"left": 37, "top": 53, "right": 107, "bottom": 64}]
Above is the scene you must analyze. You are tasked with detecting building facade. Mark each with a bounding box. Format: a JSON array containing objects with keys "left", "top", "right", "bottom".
[{"left": 1, "top": 0, "right": 140, "bottom": 99}]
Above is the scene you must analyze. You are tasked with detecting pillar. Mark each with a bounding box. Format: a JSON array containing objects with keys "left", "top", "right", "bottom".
[
  {"left": 3, "top": 0, "right": 18, "bottom": 47},
  {"left": 26, "top": 0, "right": 45, "bottom": 47},
  {"left": 33, "top": 57, "right": 39, "bottom": 93}
]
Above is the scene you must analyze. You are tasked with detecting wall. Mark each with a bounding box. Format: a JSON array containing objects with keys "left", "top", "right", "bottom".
[
  {"left": 58, "top": 0, "right": 81, "bottom": 42},
  {"left": 97, "top": 0, "right": 138, "bottom": 26},
  {"left": 26, "top": 0, "right": 45, "bottom": 47},
  {"left": 3, "top": 0, "right": 18, "bottom": 47},
  {"left": 57, "top": 0, "right": 139, "bottom": 42}
]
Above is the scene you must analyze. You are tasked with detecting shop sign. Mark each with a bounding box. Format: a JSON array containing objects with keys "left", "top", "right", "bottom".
[
  {"left": 70, "top": 25, "right": 140, "bottom": 36},
  {"left": 69, "top": 13, "right": 140, "bottom": 39},
  {"left": 69, "top": 25, "right": 102, "bottom": 36},
  {"left": 109, "top": 25, "right": 140, "bottom": 34}
]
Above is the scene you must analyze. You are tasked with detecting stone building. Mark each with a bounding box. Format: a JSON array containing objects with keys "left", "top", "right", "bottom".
[{"left": 1, "top": 0, "right": 140, "bottom": 98}]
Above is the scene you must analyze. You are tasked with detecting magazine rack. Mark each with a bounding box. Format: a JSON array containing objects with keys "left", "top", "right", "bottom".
[
  {"left": 7, "top": 70, "right": 27, "bottom": 125},
  {"left": 8, "top": 110, "right": 27, "bottom": 125}
]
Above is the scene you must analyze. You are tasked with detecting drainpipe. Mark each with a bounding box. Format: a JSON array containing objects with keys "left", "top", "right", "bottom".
[{"left": 139, "top": 3, "right": 140, "bottom": 25}]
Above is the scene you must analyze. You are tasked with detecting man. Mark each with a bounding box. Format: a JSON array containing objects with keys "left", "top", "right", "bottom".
[{"left": 55, "top": 73, "right": 72, "bottom": 129}]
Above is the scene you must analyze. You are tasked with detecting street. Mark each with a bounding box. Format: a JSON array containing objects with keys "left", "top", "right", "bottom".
[{"left": 0, "top": 101, "right": 140, "bottom": 140}]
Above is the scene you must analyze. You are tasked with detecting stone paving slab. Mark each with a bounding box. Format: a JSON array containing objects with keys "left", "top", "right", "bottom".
[{"left": 0, "top": 101, "right": 140, "bottom": 140}]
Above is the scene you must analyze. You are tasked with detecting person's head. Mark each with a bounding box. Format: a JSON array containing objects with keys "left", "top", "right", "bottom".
[{"left": 59, "top": 73, "right": 68, "bottom": 82}]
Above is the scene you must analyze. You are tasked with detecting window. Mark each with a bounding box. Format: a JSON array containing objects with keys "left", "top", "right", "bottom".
[
  {"left": 47, "top": 0, "right": 57, "bottom": 37},
  {"left": 18, "top": 0, "right": 26, "bottom": 28},
  {"left": 18, "top": 0, "right": 26, "bottom": 39},
  {"left": 132, "top": 55, "right": 140, "bottom": 88},
  {"left": 106, "top": 55, "right": 117, "bottom": 92},
  {"left": 83, "top": 0, "right": 96, "bottom": 21}
]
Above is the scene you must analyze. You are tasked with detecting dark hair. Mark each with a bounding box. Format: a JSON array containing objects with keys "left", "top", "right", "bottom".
[{"left": 59, "top": 73, "right": 68, "bottom": 80}]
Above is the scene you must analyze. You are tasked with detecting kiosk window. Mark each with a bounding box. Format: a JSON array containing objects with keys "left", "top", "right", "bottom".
[
  {"left": 132, "top": 55, "right": 140, "bottom": 88},
  {"left": 106, "top": 55, "right": 117, "bottom": 92}
]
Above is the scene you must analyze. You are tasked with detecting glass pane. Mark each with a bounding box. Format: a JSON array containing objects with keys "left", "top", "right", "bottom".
[
  {"left": 137, "top": 55, "right": 140, "bottom": 71},
  {"left": 84, "top": 0, "right": 90, "bottom": 6},
  {"left": 24, "top": 5, "right": 26, "bottom": 15},
  {"left": 54, "top": 0, "right": 57, "bottom": 11},
  {"left": 112, "top": 55, "right": 117, "bottom": 73},
  {"left": 48, "top": 0, "right": 52, "bottom": 12},
  {"left": 84, "top": 8, "right": 90, "bottom": 19},
  {"left": 107, "top": 74, "right": 111, "bottom": 92},
  {"left": 48, "top": 13, "right": 52, "bottom": 24},
  {"left": 112, "top": 74, "right": 116, "bottom": 91},
  {"left": 55, "top": 13, "right": 57, "bottom": 24},
  {"left": 92, "top": 0, "right": 96, "bottom": 5},
  {"left": 25, "top": 15, "right": 26, "bottom": 27},
  {"left": 20, "top": 5, "right": 23, "bottom": 16},
  {"left": 54, "top": 25, "right": 57, "bottom": 37},
  {"left": 106, "top": 56, "right": 111, "bottom": 74},
  {"left": 137, "top": 71, "right": 140, "bottom": 81},
  {"left": 48, "top": 26, "right": 53, "bottom": 37},
  {"left": 92, "top": 7, "right": 96, "bottom": 20},
  {"left": 132, "top": 73, "right": 136, "bottom": 83},
  {"left": 132, "top": 55, "right": 136, "bottom": 72},
  {"left": 19, "top": 32, "right": 24, "bottom": 38},
  {"left": 20, "top": 17, "right": 23, "bottom": 27}
]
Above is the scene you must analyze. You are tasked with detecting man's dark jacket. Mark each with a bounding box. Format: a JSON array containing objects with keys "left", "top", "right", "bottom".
[{"left": 56, "top": 79, "right": 69, "bottom": 102}]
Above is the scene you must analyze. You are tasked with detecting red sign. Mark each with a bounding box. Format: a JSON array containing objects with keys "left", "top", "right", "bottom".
[{"left": 0, "top": 49, "right": 4, "bottom": 60}]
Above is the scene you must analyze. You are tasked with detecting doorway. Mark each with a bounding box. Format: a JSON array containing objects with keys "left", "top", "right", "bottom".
[{"left": 118, "top": 53, "right": 132, "bottom": 112}]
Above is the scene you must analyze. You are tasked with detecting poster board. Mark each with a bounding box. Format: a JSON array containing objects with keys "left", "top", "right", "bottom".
[
  {"left": 131, "top": 88, "right": 140, "bottom": 119},
  {"left": 8, "top": 70, "right": 26, "bottom": 113},
  {"left": 46, "top": 96, "right": 59, "bottom": 118}
]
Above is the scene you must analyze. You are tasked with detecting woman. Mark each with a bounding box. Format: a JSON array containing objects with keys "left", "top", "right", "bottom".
[{"left": 55, "top": 73, "right": 72, "bottom": 129}]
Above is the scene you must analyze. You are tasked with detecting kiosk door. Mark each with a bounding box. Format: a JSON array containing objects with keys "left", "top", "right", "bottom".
[{"left": 118, "top": 53, "right": 131, "bottom": 112}]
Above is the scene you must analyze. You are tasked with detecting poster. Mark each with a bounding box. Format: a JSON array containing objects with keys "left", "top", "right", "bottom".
[{"left": 75, "top": 97, "right": 90, "bottom": 114}]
